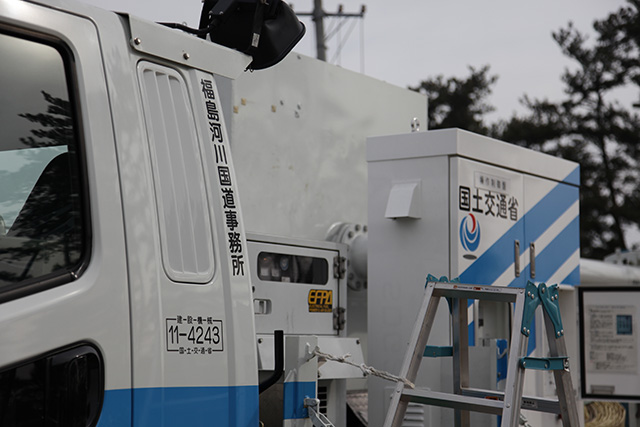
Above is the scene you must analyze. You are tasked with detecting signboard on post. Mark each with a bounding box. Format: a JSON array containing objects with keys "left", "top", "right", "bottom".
[{"left": 579, "top": 286, "right": 640, "bottom": 400}]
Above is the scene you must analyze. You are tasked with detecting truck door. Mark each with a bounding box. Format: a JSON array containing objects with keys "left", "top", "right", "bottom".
[
  {"left": 0, "top": 2, "right": 131, "bottom": 426},
  {"left": 120, "top": 56, "right": 259, "bottom": 425}
]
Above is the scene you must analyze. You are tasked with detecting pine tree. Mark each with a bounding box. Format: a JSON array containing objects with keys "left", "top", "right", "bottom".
[
  {"left": 499, "top": 2, "right": 640, "bottom": 259},
  {"left": 410, "top": 65, "right": 498, "bottom": 135}
]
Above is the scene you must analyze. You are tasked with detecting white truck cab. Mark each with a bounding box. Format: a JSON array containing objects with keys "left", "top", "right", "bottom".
[{"left": 0, "top": 1, "right": 260, "bottom": 425}]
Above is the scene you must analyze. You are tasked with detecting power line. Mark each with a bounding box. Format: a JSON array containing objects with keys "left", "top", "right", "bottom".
[{"left": 330, "top": 17, "right": 358, "bottom": 65}]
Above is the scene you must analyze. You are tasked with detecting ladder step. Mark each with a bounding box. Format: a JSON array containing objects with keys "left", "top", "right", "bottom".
[
  {"left": 401, "top": 388, "right": 504, "bottom": 415},
  {"left": 401, "top": 387, "right": 562, "bottom": 417},
  {"left": 462, "top": 388, "right": 562, "bottom": 414}
]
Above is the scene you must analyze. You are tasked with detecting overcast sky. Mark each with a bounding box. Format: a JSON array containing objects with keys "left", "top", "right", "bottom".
[
  {"left": 80, "top": 0, "right": 639, "bottom": 249},
  {"left": 81, "top": 0, "right": 631, "bottom": 121}
]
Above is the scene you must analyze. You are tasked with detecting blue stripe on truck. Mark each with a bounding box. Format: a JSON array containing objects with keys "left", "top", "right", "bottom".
[
  {"left": 97, "top": 385, "right": 259, "bottom": 426},
  {"left": 96, "top": 389, "right": 131, "bottom": 427}
]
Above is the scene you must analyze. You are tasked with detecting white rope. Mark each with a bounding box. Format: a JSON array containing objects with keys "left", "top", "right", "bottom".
[{"left": 311, "top": 346, "right": 415, "bottom": 389}]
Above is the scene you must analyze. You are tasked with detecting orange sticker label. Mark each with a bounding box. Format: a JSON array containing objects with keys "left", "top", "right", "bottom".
[{"left": 308, "top": 289, "right": 333, "bottom": 313}]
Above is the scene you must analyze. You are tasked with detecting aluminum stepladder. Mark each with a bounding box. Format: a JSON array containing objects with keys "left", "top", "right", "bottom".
[{"left": 383, "top": 279, "right": 580, "bottom": 427}]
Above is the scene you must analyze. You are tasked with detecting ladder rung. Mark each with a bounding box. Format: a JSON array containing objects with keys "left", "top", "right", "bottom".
[
  {"left": 432, "top": 282, "right": 522, "bottom": 303},
  {"left": 401, "top": 388, "right": 504, "bottom": 415},
  {"left": 461, "top": 388, "right": 562, "bottom": 414}
]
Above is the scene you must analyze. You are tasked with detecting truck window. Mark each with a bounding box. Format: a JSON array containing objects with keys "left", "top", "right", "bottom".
[
  {"left": 257, "top": 252, "right": 329, "bottom": 285},
  {"left": 0, "top": 32, "right": 86, "bottom": 296}
]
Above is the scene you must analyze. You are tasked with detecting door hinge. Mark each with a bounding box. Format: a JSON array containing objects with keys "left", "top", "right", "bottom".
[
  {"left": 333, "top": 307, "right": 345, "bottom": 331},
  {"left": 333, "top": 256, "right": 346, "bottom": 279}
]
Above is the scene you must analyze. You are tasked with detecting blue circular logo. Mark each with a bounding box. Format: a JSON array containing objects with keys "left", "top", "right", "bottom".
[{"left": 460, "top": 213, "right": 481, "bottom": 252}]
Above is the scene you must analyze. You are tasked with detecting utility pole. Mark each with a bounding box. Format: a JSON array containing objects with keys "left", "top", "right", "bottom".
[
  {"left": 296, "top": 0, "right": 366, "bottom": 62},
  {"left": 313, "top": 0, "right": 327, "bottom": 61}
]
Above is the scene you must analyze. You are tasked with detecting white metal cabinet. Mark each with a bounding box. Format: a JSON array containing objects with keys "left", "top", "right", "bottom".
[
  {"left": 451, "top": 157, "right": 526, "bottom": 287},
  {"left": 367, "top": 129, "right": 580, "bottom": 426},
  {"left": 521, "top": 174, "right": 580, "bottom": 286},
  {"left": 451, "top": 158, "right": 580, "bottom": 288}
]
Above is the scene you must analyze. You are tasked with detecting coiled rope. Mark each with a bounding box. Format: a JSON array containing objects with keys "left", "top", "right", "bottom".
[{"left": 584, "top": 401, "right": 626, "bottom": 427}]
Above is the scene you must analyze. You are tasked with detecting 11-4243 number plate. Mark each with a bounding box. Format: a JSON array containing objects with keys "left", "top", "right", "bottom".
[{"left": 166, "top": 316, "right": 223, "bottom": 354}]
